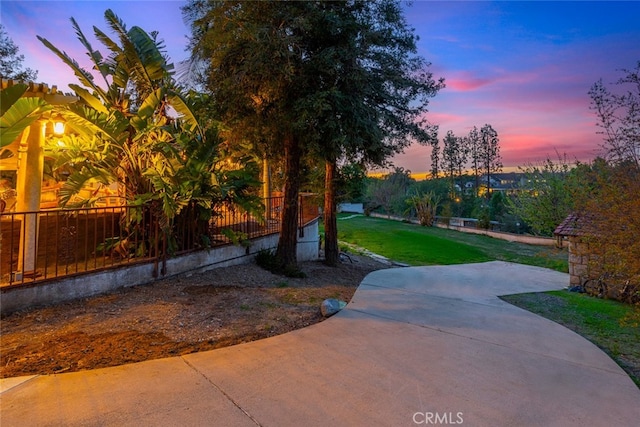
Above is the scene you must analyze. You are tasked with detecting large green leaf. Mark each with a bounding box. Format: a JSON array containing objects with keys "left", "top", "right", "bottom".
[
  {"left": 167, "top": 92, "right": 201, "bottom": 135},
  {"left": 0, "top": 83, "right": 28, "bottom": 116},
  {"left": 137, "top": 88, "right": 164, "bottom": 121},
  {"left": 59, "top": 104, "right": 125, "bottom": 145},
  {"left": 130, "top": 93, "right": 163, "bottom": 134},
  {"left": 104, "top": 10, "right": 155, "bottom": 98},
  {"left": 58, "top": 169, "right": 96, "bottom": 207},
  {"left": 93, "top": 26, "right": 121, "bottom": 55},
  {"left": 68, "top": 84, "right": 109, "bottom": 115},
  {"left": 128, "top": 26, "right": 171, "bottom": 81},
  {"left": 71, "top": 17, "right": 111, "bottom": 88},
  {"left": 0, "top": 93, "right": 52, "bottom": 148},
  {"left": 92, "top": 26, "right": 123, "bottom": 91},
  {"left": 37, "top": 35, "right": 109, "bottom": 101}
]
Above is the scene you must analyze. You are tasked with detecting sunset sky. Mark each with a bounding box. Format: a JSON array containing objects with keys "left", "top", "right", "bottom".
[{"left": 3, "top": 1, "right": 639, "bottom": 174}]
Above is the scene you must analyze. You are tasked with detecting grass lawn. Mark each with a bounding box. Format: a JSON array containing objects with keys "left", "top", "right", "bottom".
[
  {"left": 334, "top": 214, "right": 638, "bottom": 388},
  {"left": 336, "top": 214, "right": 567, "bottom": 271}
]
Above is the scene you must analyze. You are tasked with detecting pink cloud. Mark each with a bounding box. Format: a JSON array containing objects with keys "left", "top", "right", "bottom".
[
  {"left": 388, "top": 144, "right": 432, "bottom": 174},
  {"left": 445, "top": 71, "right": 493, "bottom": 91},
  {"left": 498, "top": 128, "right": 602, "bottom": 166},
  {"left": 422, "top": 111, "right": 466, "bottom": 128},
  {"left": 438, "top": 62, "right": 594, "bottom": 115}
]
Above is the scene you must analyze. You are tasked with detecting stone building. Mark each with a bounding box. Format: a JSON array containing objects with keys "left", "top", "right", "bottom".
[{"left": 554, "top": 213, "right": 598, "bottom": 288}]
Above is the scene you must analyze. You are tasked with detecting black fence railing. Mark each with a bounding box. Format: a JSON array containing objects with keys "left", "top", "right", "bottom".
[{"left": 0, "top": 195, "right": 318, "bottom": 288}]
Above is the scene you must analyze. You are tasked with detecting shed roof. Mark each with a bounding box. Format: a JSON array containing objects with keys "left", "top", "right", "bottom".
[{"left": 554, "top": 213, "right": 595, "bottom": 237}]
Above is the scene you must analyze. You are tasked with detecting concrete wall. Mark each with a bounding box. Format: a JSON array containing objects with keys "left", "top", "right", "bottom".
[
  {"left": 1, "top": 221, "right": 319, "bottom": 314},
  {"left": 338, "top": 203, "right": 364, "bottom": 214},
  {"left": 297, "top": 219, "right": 320, "bottom": 262}
]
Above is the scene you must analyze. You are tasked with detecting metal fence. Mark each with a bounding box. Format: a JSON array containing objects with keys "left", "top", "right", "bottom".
[{"left": 0, "top": 195, "right": 318, "bottom": 288}]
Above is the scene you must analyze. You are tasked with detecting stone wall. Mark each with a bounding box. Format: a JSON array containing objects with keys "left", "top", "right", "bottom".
[
  {"left": 567, "top": 237, "right": 591, "bottom": 286},
  {"left": 567, "top": 236, "right": 611, "bottom": 297}
]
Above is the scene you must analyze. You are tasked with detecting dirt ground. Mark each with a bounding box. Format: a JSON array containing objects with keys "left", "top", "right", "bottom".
[{"left": 0, "top": 254, "right": 389, "bottom": 378}]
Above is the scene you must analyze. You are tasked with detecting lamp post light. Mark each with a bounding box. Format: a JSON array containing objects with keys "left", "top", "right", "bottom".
[{"left": 53, "top": 121, "right": 65, "bottom": 136}]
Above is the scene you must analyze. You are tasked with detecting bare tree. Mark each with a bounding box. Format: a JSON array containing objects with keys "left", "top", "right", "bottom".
[{"left": 589, "top": 61, "right": 640, "bottom": 166}]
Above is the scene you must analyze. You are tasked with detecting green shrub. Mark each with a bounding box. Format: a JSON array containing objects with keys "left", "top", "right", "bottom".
[
  {"left": 255, "top": 249, "right": 307, "bottom": 278},
  {"left": 256, "top": 249, "right": 278, "bottom": 270}
]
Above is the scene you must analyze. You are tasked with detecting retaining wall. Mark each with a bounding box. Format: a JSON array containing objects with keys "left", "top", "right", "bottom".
[{"left": 1, "top": 220, "right": 319, "bottom": 314}]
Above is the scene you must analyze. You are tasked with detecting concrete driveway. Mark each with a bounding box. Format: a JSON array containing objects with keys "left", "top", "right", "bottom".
[{"left": 2, "top": 261, "right": 639, "bottom": 426}]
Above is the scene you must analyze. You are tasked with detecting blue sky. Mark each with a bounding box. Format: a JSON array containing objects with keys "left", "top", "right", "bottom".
[{"left": 2, "top": 1, "right": 639, "bottom": 174}]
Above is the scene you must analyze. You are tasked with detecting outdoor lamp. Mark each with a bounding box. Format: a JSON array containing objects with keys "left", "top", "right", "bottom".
[{"left": 53, "top": 121, "right": 65, "bottom": 136}]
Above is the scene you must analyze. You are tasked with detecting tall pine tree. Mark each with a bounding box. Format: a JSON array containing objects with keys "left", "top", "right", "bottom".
[
  {"left": 185, "top": 1, "right": 442, "bottom": 268},
  {"left": 479, "top": 124, "right": 502, "bottom": 198}
]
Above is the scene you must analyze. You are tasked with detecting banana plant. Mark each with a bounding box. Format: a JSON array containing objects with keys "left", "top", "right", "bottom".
[
  {"left": 1, "top": 83, "right": 52, "bottom": 148},
  {"left": 39, "top": 9, "right": 260, "bottom": 255},
  {"left": 39, "top": 9, "right": 204, "bottom": 212}
]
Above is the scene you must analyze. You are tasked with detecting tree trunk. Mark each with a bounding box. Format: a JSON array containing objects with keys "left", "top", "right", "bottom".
[
  {"left": 276, "top": 133, "right": 301, "bottom": 272},
  {"left": 324, "top": 159, "right": 339, "bottom": 266},
  {"left": 486, "top": 164, "right": 491, "bottom": 200},
  {"left": 474, "top": 163, "right": 480, "bottom": 197}
]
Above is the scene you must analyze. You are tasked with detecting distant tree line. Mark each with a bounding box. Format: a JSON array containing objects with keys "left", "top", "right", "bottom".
[
  {"left": 357, "top": 61, "right": 639, "bottom": 303},
  {"left": 427, "top": 124, "right": 502, "bottom": 198},
  {"left": 361, "top": 168, "right": 513, "bottom": 231},
  {"left": 360, "top": 123, "right": 506, "bottom": 231}
]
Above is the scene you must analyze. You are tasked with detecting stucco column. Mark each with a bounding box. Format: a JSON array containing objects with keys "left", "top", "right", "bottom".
[{"left": 15, "top": 120, "right": 45, "bottom": 278}]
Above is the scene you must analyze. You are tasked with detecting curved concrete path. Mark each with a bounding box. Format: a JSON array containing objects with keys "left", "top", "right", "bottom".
[{"left": 2, "top": 261, "right": 639, "bottom": 426}]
